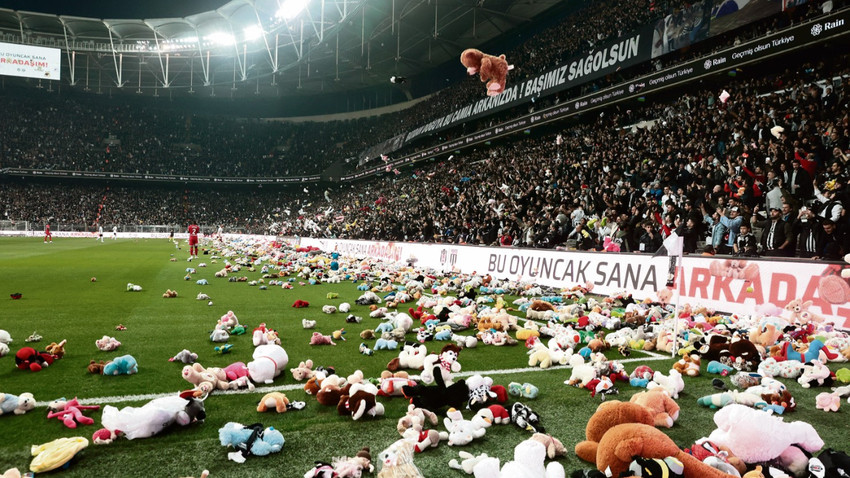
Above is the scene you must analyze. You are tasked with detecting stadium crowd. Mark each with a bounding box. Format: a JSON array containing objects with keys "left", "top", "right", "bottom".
[
  {"left": 3, "top": 48, "right": 849, "bottom": 260},
  {"left": 1, "top": 0, "right": 839, "bottom": 180}
]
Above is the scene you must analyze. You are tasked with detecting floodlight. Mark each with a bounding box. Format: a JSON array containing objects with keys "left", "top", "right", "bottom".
[
  {"left": 244, "top": 25, "right": 263, "bottom": 41},
  {"left": 205, "top": 32, "right": 235, "bottom": 46},
  {"left": 276, "top": 0, "right": 312, "bottom": 20}
]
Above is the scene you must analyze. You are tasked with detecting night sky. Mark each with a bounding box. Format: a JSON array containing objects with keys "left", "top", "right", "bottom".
[{"left": 0, "top": 0, "right": 229, "bottom": 19}]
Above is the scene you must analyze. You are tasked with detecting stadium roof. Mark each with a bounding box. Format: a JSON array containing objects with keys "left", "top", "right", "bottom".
[{"left": 0, "top": 0, "right": 563, "bottom": 102}]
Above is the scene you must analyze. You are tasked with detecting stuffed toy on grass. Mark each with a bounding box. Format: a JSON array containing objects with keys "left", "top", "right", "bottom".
[
  {"left": 376, "top": 439, "right": 423, "bottom": 478},
  {"left": 420, "top": 344, "right": 462, "bottom": 385},
  {"left": 0, "top": 392, "right": 35, "bottom": 416},
  {"left": 459, "top": 48, "right": 511, "bottom": 96},
  {"left": 169, "top": 349, "right": 198, "bottom": 364},
  {"left": 707, "top": 404, "right": 824, "bottom": 475},
  {"left": 310, "top": 332, "right": 336, "bottom": 346},
  {"left": 29, "top": 436, "right": 89, "bottom": 473},
  {"left": 100, "top": 395, "right": 205, "bottom": 440},
  {"left": 15, "top": 346, "right": 55, "bottom": 372},
  {"left": 402, "top": 365, "right": 469, "bottom": 413},
  {"left": 219, "top": 422, "right": 284, "bottom": 463},
  {"left": 257, "top": 392, "right": 293, "bottom": 413},
  {"left": 47, "top": 397, "right": 99, "bottom": 429},
  {"left": 103, "top": 355, "right": 138, "bottom": 375},
  {"left": 443, "top": 408, "right": 486, "bottom": 446},
  {"left": 247, "top": 344, "right": 289, "bottom": 385},
  {"left": 629, "top": 389, "right": 680, "bottom": 428},
  {"left": 290, "top": 360, "right": 316, "bottom": 381},
  {"left": 95, "top": 335, "right": 121, "bottom": 352},
  {"left": 337, "top": 382, "right": 385, "bottom": 420},
  {"left": 465, "top": 439, "right": 564, "bottom": 478}
]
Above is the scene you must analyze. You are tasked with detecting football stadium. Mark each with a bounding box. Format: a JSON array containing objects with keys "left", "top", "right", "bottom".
[{"left": 1, "top": 0, "right": 850, "bottom": 476}]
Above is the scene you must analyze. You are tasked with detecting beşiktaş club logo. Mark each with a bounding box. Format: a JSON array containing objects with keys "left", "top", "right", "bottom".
[
  {"left": 703, "top": 59, "right": 712, "bottom": 70},
  {"left": 811, "top": 23, "right": 823, "bottom": 36}
]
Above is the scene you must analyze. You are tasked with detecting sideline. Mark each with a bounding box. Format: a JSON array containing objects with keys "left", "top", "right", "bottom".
[{"left": 39, "top": 351, "right": 673, "bottom": 407}]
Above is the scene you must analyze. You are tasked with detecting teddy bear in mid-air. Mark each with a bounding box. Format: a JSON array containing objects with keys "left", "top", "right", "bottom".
[{"left": 460, "top": 49, "right": 510, "bottom": 96}]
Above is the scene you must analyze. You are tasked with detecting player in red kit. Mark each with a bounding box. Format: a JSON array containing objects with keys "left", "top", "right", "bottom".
[
  {"left": 187, "top": 223, "right": 200, "bottom": 257},
  {"left": 44, "top": 223, "right": 53, "bottom": 243}
]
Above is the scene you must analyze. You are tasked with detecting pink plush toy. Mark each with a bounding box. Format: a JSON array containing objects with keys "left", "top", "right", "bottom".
[
  {"left": 95, "top": 335, "right": 121, "bottom": 351},
  {"left": 47, "top": 397, "right": 100, "bottom": 428},
  {"left": 707, "top": 404, "right": 824, "bottom": 476},
  {"left": 310, "top": 332, "right": 335, "bottom": 346},
  {"left": 223, "top": 362, "right": 250, "bottom": 381},
  {"left": 815, "top": 392, "right": 841, "bottom": 412}
]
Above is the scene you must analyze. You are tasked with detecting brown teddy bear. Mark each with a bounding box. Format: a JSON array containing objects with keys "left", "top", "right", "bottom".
[
  {"left": 628, "top": 389, "right": 680, "bottom": 428},
  {"left": 257, "top": 392, "right": 290, "bottom": 413},
  {"left": 87, "top": 360, "right": 108, "bottom": 375},
  {"left": 574, "top": 400, "right": 655, "bottom": 463},
  {"left": 592, "top": 423, "right": 737, "bottom": 478},
  {"left": 460, "top": 48, "right": 510, "bottom": 96},
  {"left": 672, "top": 353, "right": 702, "bottom": 377}
]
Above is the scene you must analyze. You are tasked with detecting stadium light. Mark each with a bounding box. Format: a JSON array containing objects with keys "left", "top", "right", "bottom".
[
  {"left": 244, "top": 25, "right": 263, "bottom": 41},
  {"left": 204, "top": 32, "right": 235, "bottom": 46},
  {"left": 276, "top": 0, "right": 312, "bottom": 20}
]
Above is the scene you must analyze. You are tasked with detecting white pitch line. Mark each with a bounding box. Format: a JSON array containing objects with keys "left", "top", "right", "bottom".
[{"left": 37, "top": 352, "right": 673, "bottom": 407}]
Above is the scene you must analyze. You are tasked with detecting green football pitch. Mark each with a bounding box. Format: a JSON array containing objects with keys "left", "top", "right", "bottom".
[{"left": 0, "top": 237, "right": 847, "bottom": 477}]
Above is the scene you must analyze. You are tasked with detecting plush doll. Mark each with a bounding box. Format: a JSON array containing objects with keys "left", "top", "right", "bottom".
[
  {"left": 585, "top": 422, "right": 742, "bottom": 478},
  {"left": 530, "top": 433, "right": 567, "bottom": 460},
  {"left": 223, "top": 362, "right": 250, "bottom": 381},
  {"left": 219, "top": 422, "right": 284, "bottom": 463},
  {"left": 91, "top": 428, "right": 121, "bottom": 445},
  {"left": 387, "top": 343, "right": 429, "bottom": 372},
  {"left": 0, "top": 392, "right": 35, "bottom": 416},
  {"left": 443, "top": 408, "right": 486, "bottom": 446},
  {"left": 292, "top": 300, "right": 310, "bottom": 308},
  {"left": 162, "top": 289, "right": 178, "bottom": 298},
  {"left": 257, "top": 392, "right": 292, "bottom": 413},
  {"left": 290, "top": 360, "right": 316, "bottom": 381},
  {"left": 459, "top": 48, "right": 510, "bottom": 96},
  {"left": 182, "top": 362, "right": 228, "bottom": 391},
  {"left": 15, "top": 347, "right": 55, "bottom": 372},
  {"left": 646, "top": 369, "right": 685, "bottom": 399},
  {"left": 47, "top": 397, "right": 100, "bottom": 428},
  {"left": 815, "top": 392, "right": 841, "bottom": 412},
  {"left": 95, "top": 335, "right": 120, "bottom": 352},
  {"left": 378, "top": 371, "right": 416, "bottom": 397},
  {"left": 707, "top": 404, "right": 824, "bottom": 475},
  {"left": 103, "top": 355, "right": 138, "bottom": 375},
  {"left": 575, "top": 400, "right": 655, "bottom": 464},
  {"left": 100, "top": 395, "right": 205, "bottom": 440},
  {"left": 629, "top": 389, "right": 680, "bottom": 428},
  {"left": 332, "top": 447, "right": 374, "bottom": 478},
  {"left": 169, "top": 349, "right": 198, "bottom": 364},
  {"left": 758, "top": 357, "right": 806, "bottom": 379},
  {"left": 685, "top": 439, "right": 747, "bottom": 476},
  {"left": 247, "top": 344, "right": 289, "bottom": 385},
  {"left": 87, "top": 360, "right": 108, "bottom": 374},
  {"left": 776, "top": 339, "right": 837, "bottom": 364},
  {"left": 209, "top": 329, "right": 229, "bottom": 343},
  {"left": 798, "top": 360, "right": 834, "bottom": 388},
  {"left": 302, "top": 319, "right": 317, "bottom": 329},
  {"left": 467, "top": 439, "right": 565, "bottom": 478},
  {"left": 402, "top": 365, "right": 469, "bottom": 412},
  {"left": 510, "top": 402, "right": 545, "bottom": 433},
  {"left": 376, "top": 439, "right": 423, "bottom": 478},
  {"left": 448, "top": 450, "right": 492, "bottom": 474},
  {"left": 310, "top": 332, "right": 336, "bottom": 346},
  {"left": 672, "top": 353, "right": 701, "bottom": 377},
  {"left": 29, "top": 436, "right": 89, "bottom": 474},
  {"left": 337, "top": 382, "right": 385, "bottom": 420}
]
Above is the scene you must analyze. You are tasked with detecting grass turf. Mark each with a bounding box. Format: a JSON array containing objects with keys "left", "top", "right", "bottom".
[{"left": 0, "top": 236, "right": 848, "bottom": 477}]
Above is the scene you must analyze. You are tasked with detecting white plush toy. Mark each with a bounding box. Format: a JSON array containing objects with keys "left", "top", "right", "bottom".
[
  {"left": 339, "top": 302, "right": 351, "bottom": 313},
  {"left": 470, "top": 439, "right": 565, "bottom": 478},
  {"left": 247, "top": 344, "right": 289, "bottom": 385},
  {"left": 564, "top": 354, "right": 597, "bottom": 387},
  {"left": 0, "top": 392, "right": 36, "bottom": 415},
  {"left": 420, "top": 345, "right": 462, "bottom": 385},
  {"left": 0, "top": 330, "right": 10, "bottom": 358},
  {"left": 322, "top": 305, "right": 337, "bottom": 314},
  {"left": 646, "top": 369, "right": 685, "bottom": 399},
  {"left": 95, "top": 335, "right": 121, "bottom": 352},
  {"left": 444, "top": 408, "right": 486, "bottom": 446},
  {"left": 449, "top": 451, "right": 491, "bottom": 474}
]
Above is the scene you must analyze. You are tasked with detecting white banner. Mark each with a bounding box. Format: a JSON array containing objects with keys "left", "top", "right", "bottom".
[
  {"left": 301, "top": 238, "right": 850, "bottom": 328},
  {"left": 0, "top": 42, "right": 61, "bottom": 80}
]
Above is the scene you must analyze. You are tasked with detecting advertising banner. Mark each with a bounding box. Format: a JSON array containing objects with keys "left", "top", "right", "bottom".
[
  {"left": 1, "top": 168, "right": 321, "bottom": 184},
  {"left": 403, "top": 25, "right": 655, "bottom": 143},
  {"left": 300, "top": 237, "right": 850, "bottom": 328},
  {"left": 0, "top": 42, "right": 61, "bottom": 80},
  {"left": 345, "top": 9, "right": 850, "bottom": 181}
]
